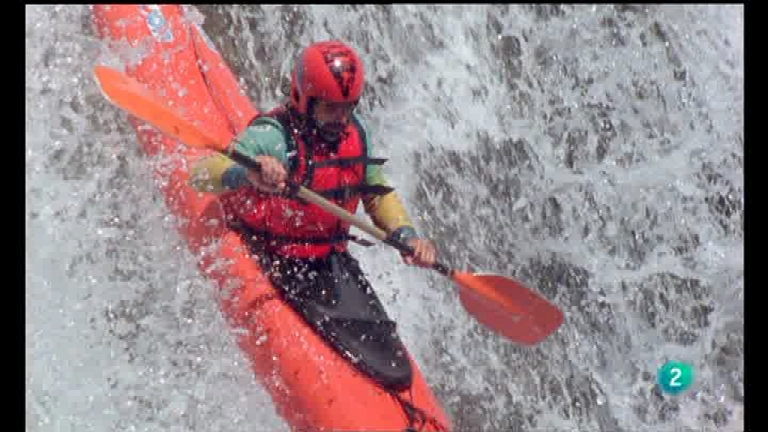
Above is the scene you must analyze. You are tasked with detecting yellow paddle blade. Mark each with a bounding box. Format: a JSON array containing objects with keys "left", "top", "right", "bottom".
[
  {"left": 93, "top": 65, "right": 228, "bottom": 151},
  {"left": 452, "top": 271, "right": 564, "bottom": 345}
]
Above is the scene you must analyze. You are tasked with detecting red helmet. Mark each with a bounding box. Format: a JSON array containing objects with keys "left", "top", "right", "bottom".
[{"left": 290, "top": 40, "right": 365, "bottom": 115}]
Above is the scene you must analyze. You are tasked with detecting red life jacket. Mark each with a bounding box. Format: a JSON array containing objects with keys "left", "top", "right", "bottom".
[{"left": 220, "top": 107, "right": 393, "bottom": 259}]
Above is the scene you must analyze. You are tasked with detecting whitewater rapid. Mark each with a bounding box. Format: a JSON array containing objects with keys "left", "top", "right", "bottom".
[{"left": 27, "top": 5, "right": 743, "bottom": 431}]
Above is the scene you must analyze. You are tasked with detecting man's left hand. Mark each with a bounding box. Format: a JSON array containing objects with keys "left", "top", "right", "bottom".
[{"left": 404, "top": 238, "right": 437, "bottom": 268}]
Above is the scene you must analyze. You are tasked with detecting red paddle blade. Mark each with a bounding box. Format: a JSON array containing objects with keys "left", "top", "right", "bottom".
[
  {"left": 92, "top": 65, "right": 227, "bottom": 151},
  {"left": 453, "top": 271, "right": 564, "bottom": 345}
]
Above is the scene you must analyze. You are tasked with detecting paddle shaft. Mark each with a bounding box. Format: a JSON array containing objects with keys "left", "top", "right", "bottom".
[
  {"left": 228, "top": 148, "right": 454, "bottom": 277},
  {"left": 92, "top": 64, "right": 565, "bottom": 346}
]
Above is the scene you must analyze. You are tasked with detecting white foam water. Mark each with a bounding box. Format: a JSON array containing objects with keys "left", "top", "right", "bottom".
[{"left": 27, "top": 4, "right": 742, "bottom": 431}]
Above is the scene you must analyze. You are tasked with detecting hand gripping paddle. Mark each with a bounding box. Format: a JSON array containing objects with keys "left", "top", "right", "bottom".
[{"left": 93, "top": 65, "right": 565, "bottom": 345}]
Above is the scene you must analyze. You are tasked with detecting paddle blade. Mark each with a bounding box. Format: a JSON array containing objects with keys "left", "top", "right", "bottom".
[
  {"left": 93, "top": 65, "right": 227, "bottom": 151},
  {"left": 453, "top": 271, "right": 564, "bottom": 345}
]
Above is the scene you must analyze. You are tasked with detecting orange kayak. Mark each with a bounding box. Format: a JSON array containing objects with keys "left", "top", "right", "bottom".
[{"left": 91, "top": 5, "right": 451, "bottom": 431}]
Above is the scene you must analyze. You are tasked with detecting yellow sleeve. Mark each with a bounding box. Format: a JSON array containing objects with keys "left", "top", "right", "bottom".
[
  {"left": 189, "top": 153, "right": 237, "bottom": 194},
  {"left": 362, "top": 165, "right": 415, "bottom": 234},
  {"left": 359, "top": 120, "right": 416, "bottom": 237},
  {"left": 363, "top": 190, "right": 414, "bottom": 234}
]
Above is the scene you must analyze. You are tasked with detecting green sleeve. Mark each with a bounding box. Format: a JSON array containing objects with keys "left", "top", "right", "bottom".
[
  {"left": 232, "top": 117, "right": 289, "bottom": 165},
  {"left": 366, "top": 158, "right": 388, "bottom": 186},
  {"left": 234, "top": 114, "right": 386, "bottom": 185},
  {"left": 354, "top": 115, "right": 388, "bottom": 187}
]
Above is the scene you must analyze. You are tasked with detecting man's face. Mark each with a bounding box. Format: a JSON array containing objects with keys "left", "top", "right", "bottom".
[{"left": 312, "top": 99, "right": 357, "bottom": 143}]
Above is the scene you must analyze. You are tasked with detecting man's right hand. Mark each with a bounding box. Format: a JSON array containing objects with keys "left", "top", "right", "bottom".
[{"left": 247, "top": 155, "right": 287, "bottom": 194}]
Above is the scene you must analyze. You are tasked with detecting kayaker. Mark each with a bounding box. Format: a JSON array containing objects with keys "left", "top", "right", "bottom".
[
  {"left": 190, "top": 39, "right": 436, "bottom": 269},
  {"left": 189, "top": 40, "right": 435, "bottom": 390}
]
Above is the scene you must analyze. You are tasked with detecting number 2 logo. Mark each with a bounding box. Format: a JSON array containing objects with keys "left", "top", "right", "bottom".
[
  {"left": 657, "top": 361, "right": 694, "bottom": 395},
  {"left": 669, "top": 367, "right": 682, "bottom": 387}
]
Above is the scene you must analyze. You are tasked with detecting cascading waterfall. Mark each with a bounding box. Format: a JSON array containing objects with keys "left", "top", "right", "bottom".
[{"left": 27, "top": 5, "right": 742, "bottom": 431}]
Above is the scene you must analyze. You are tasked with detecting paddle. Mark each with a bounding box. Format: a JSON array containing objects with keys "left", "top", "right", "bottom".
[{"left": 93, "top": 65, "right": 564, "bottom": 346}]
